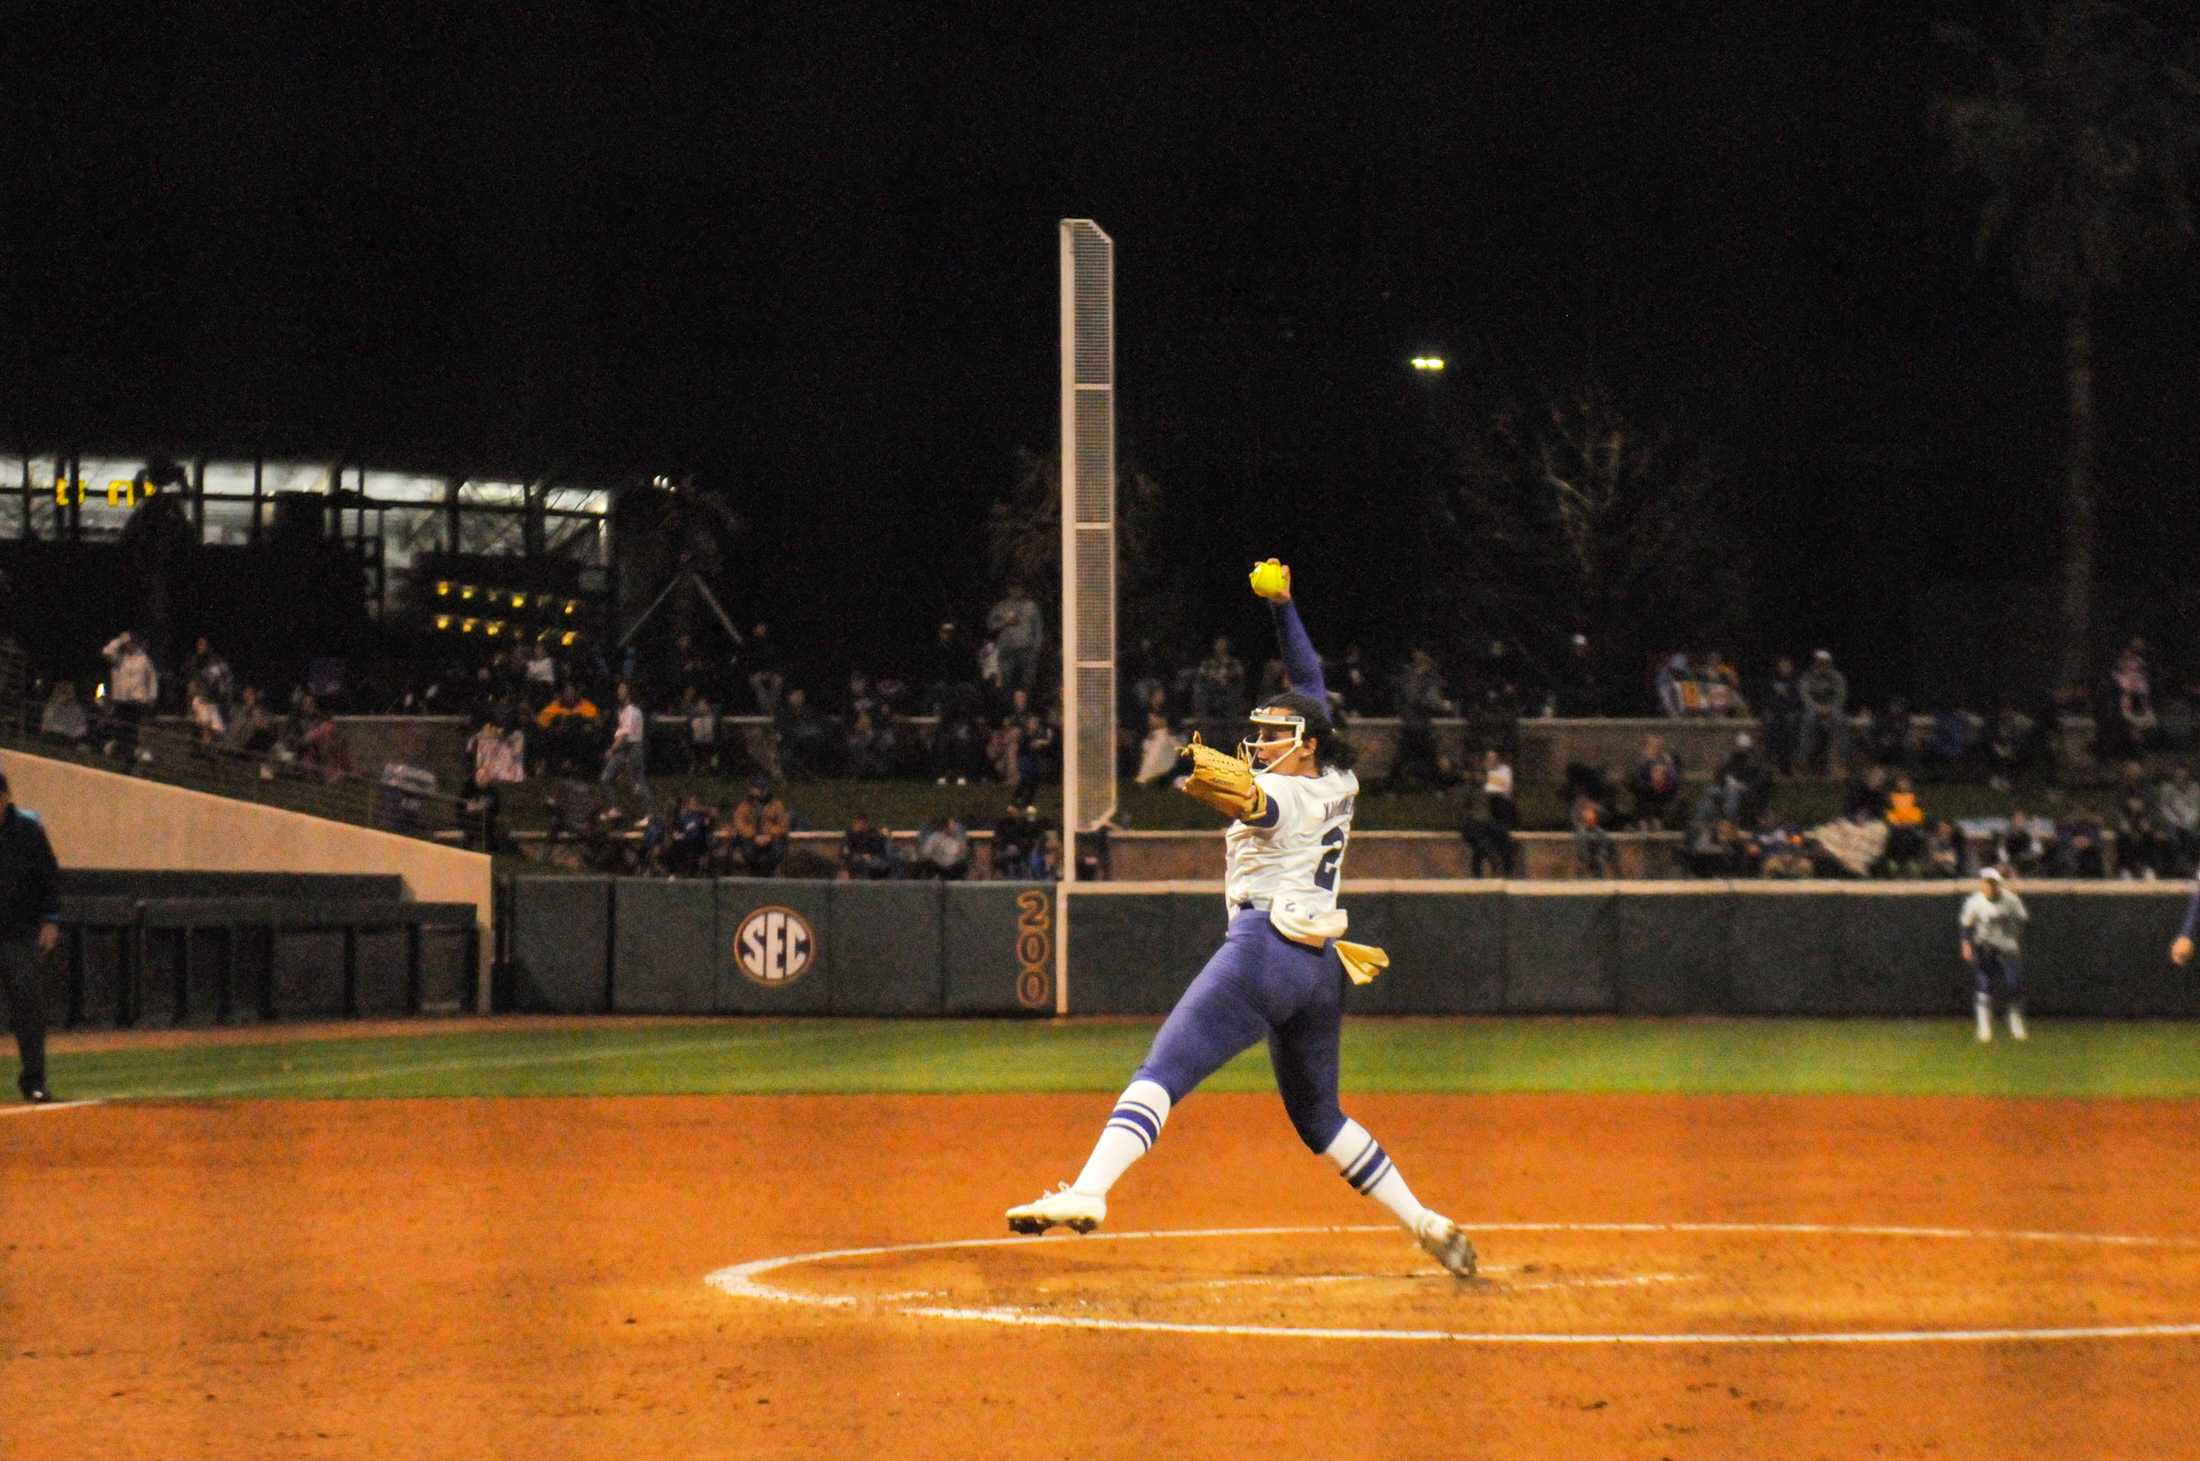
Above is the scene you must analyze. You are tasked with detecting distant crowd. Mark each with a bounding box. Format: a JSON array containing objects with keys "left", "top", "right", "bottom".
[{"left": 36, "top": 603, "right": 2195, "bottom": 886}]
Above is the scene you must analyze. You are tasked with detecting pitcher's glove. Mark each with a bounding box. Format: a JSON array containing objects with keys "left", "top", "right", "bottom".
[{"left": 1179, "top": 733, "right": 1268, "bottom": 822}]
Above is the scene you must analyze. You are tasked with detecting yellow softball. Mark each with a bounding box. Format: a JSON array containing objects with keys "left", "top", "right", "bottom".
[{"left": 1248, "top": 559, "right": 1291, "bottom": 599}]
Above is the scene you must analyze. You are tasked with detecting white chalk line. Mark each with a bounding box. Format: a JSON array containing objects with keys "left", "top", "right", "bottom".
[
  {"left": 705, "top": 1222, "right": 2200, "bottom": 1346},
  {"left": 1187, "top": 1270, "right": 1701, "bottom": 1295},
  {"left": 89, "top": 1028, "right": 822, "bottom": 1100},
  {"left": 0, "top": 1099, "right": 105, "bottom": 1117}
]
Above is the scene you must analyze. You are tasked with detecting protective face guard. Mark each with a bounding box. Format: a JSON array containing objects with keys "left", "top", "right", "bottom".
[{"left": 1240, "top": 707, "right": 1306, "bottom": 768}]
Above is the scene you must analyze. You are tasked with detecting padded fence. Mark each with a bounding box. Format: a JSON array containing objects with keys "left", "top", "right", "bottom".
[
  {"left": 496, "top": 878, "right": 2200, "bottom": 1021},
  {"left": 52, "top": 888, "right": 482, "bottom": 1028}
]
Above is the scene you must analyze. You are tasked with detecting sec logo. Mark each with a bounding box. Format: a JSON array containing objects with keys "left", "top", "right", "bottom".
[{"left": 734, "top": 906, "right": 816, "bottom": 987}]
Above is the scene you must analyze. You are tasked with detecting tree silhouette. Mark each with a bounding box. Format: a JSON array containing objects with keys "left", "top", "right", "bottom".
[{"left": 1931, "top": 0, "right": 2200, "bottom": 691}]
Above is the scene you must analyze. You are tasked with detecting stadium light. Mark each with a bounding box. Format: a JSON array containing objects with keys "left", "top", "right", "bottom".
[{"left": 1409, "top": 355, "right": 1446, "bottom": 373}]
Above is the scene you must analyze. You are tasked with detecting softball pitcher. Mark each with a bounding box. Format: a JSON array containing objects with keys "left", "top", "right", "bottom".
[{"left": 1006, "top": 561, "right": 1476, "bottom": 1279}]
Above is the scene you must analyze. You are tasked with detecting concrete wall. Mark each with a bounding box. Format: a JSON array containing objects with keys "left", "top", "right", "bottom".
[{"left": 1, "top": 749, "right": 493, "bottom": 1001}]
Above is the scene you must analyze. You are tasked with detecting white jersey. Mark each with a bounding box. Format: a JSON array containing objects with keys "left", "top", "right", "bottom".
[
  {"left": 1960, "top": 890, "right": 2028, "bottom": 955},
  {"left": 1224, "top": 766, "right": 1358, "bottom": 915}
]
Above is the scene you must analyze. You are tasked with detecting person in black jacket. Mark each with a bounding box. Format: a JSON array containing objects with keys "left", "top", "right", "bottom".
[{"left": 0, "top": 771, "right": 62, "bottom": 1103}]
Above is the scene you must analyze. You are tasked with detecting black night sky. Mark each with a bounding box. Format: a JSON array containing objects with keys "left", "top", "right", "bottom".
[{"left": 9, "top": 2, "right": 2200, "bottom": 707}]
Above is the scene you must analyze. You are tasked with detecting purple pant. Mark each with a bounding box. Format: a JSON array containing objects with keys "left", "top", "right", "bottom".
[
  {"left": 1136, "top": 907, "right": 1348, "bottom": 1151},
  {"left": 1974, "top": 948, "right": 2023, "bottom": 1005}
]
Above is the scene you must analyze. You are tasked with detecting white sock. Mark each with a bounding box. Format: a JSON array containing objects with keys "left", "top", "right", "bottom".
[
  {"left": 1072, "top": 1079, "right": 1172, "bottom": 1196},
  {"left": 1324, "top": 1118, "right": 1429, "bottom": 1230}
]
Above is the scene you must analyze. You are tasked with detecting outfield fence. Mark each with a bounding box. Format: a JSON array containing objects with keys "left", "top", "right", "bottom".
[{"left": 499, "top": 877, "right": 2200, "bottom": 1021}]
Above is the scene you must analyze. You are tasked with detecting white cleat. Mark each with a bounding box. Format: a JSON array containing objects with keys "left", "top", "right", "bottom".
[
  {"left": 1415, "top": 1211, "right": 1477, "bottom": 1279},
  {"left": 2009, "top": 1009, "right": 2028, "bottom": 1041},
  {"left": 1006, "top": 1183, "right": 1106, "bottom": 1235}
]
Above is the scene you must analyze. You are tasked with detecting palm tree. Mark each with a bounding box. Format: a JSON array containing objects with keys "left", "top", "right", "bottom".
[{"left": 1931, "top": 0, "right": 2200, "bottom": 693}]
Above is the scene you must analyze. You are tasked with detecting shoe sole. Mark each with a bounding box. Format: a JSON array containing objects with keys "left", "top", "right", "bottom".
[{"left": 1006, "top": 1213, "right": 1100, "bottom": 1236}]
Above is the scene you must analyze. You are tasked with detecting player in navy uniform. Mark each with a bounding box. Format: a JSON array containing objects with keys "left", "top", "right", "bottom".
[{"left": 1007, "top": 563, "right": 1475, "bottom": 1278}]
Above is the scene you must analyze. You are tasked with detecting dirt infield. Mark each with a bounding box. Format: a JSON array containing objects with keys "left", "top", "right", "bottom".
[{"left": 5, "top": 1090, "right": 2199, "bottom": 1459}]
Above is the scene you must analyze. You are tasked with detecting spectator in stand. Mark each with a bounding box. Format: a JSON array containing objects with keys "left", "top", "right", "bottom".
[
  {"left": 1011, "top": 709, "right": 1055, "bottom": 806},
  {"left": 1922, "top": 706, "right": 1978, "bottom": 782},
  {"left": 774, "top": 686, "right": 839, "bottom": 780},
  {"left": 1564, "top": 760, "right": 1621, "bottom": 831},
  {"left": 1869, "top": 697, "right": 1922, "bottom": 774},
  {"left": 2156, "top": 763, "right": 2200, "bottom": 876},
  {"left": 1570, "top": 791, "right": 1618, "bottom": 878},
  {"left": 679, "top": 687, "right": 721, "bottom": 776},
  {"left": 1457, "top": 750, "right": 1518, "bottom": 878},
  {"left": 2105, "top": 636, "right": 2157, "bottom": 758},
  {"left": 1134, "top": 709, "right": 1181, "bottom": 786},
  {"left": 988, "top": 688, "right": 1036, "bottom": 785},
  {"left": 914, "top": 815, "right": 972, "bottom": 880},
  {"left": 1884, "top": 774, "right": 1928, "bottom": 871},
  {"left": 1191, "top": 635, "right": 1247, "bottom": 740},
  {"left": 1682, "top": 784, "right": 1740, "bottom": 878},
  {"left": 846, "top": 710, "right": 892, "bottom": 779},
  {"left": 1334, "top": 643, "right": 1372, "bottom": 720},
  {"left": 992, "top": 804, "right": 1047, "bottom": 881},
  {"left": 1701, "top": 651, "right": 1749, "bottom": 717},
  {"left": 38, "top": 683, "right": 88, "bottom": 749},
  {"left": 1925, "top": 819, "right": 1970, "bottom": 879},
  {"left": 1654, "top": 653, "right": 1699, "bottom": 718},
  {"left": 1121, "top": 634, "right": 1170, "bottom": 722},
  {"left": 1380, "top": 648, "right": 1455, "bottom": 795},
  {"left": 921, "top": 620, "right": 978, "bottom": 715},
  {"left": 601, "top": 681, "right": 650, "bottom": 804},
  {"left": 1999, "top": 808, "right": 2049, "bottom": 877},
  {"left": 743, "top": 622, "right": 784, "bottom": 716},
  {"left": 1753, "top": 810, "right": 1815, "bottom": 879},
  {"left": 180, "top": 637, "right": 236, "bottom": 715},
  {"left": 1627, "top": 734, "right": 1684, "bottom": 829},
  {"left": 100, "top": 629, "right": 158, "bottom": 765},
  {"left": 296, "top": 694, "right": 350, "bottom": 782},
  {"left": 987, "top": 581, "right": 1045, "bottom": 698},
  {"left": 2113, "top": 760, "right": 2171, "bottom": 879},
  {"left": 1556, "top": 632, "right": 1601, "bottom": 716},
  {"left": 186, "top": 679, "right": 226, "bottom": 748},
  {"left": 534, "top": 684, "right": 601, "bottom": 777},
  {"left": 1841, "top": 763, "right": 1891, "bottom": 821},
  {"left": 2050, "top": 808, "right": 2109, "bottom": 879},
  {"left": 1797, "top": 650, "right": 1850, "bottom": 775},
  {"left": 1760, "top": 655, "right": 1802, "bottom": 776},
  {"left": 665, "top": 794, "right": 715, "bottom": 877},
  {"left": 467, "top": 710, "right": 526, "bottom": 788},
  {"left": 221, "top": 686, "right": 281, "bottom": 771},
  {"left": 729, "top": 773, "right": 790, "bottom": 876},
  {"left": 840, "top": 812, "right": 897, "bottom": 880},
  {"left": 636, "top": 799, "right": 678, "bottom": 876},
  {"left": 929, "top": 682, "right": 989, "bottom": 786},
  {"left": 1716, "top": 731, "right": 1773, "bottom": 825},
  {"left": 1983, "top": 704, "right": 2030, "bottom": 790}
]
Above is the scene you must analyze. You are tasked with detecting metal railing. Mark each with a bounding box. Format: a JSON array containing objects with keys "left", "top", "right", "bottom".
[{"left": 0, "top": 640, "right": 480, "bottom": 846}]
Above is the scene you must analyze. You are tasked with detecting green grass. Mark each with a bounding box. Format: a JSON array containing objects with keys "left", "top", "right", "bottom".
[{"left": 43, "top": 1016, "right": 2200, "bottom": 1103}]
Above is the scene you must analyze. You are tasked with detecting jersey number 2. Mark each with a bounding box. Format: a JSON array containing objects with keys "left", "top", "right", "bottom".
[{"left": 1315, "top": 826, "right": 1347, "bottom": 891}]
